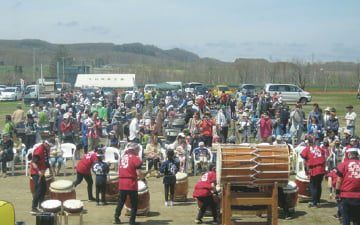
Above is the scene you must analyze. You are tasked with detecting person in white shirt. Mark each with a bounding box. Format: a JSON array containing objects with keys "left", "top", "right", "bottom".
[
  {"left": 343, "top": 105, "right": 357, "bottom": 136},
  {"left": 129, "top": 114, "right": 141, "bottom": 143}
]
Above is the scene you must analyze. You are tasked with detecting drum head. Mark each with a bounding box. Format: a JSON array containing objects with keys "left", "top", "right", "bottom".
[
  {"left": 109, "top": 173, "right": 118, "bottom": 181},
  {"left": 63, "top": 199, "right": 83, "bottom": 213},
  {"left": 50, "top": 180, "right": 74, "bottom": 192},
  {"left": 176, "top": 172, "right": 188, "bottom": 182},
  {"left": 41, "top": 199, "right": 61, "bottom": 210},
  {"left": 138, "top": 181, "right": 148, "bottom": 194},
  {"left": 283, "top": 181, "right": 298, "bottom": 192},
  {"left": 296, "top": 171, "right": 309, "bottom": 182}
]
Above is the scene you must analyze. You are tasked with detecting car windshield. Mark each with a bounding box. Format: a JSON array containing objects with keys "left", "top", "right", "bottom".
[
  {"left": 3, "top": 89, "right": 15, "bottom": 92},
  {"left": 218, "top": 86, "right": 230, "bottom": 91}
]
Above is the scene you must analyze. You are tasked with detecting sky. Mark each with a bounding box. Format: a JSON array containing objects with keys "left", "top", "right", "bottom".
[{"left": 1, "top": 0, "right": 360, "bottom": 62}]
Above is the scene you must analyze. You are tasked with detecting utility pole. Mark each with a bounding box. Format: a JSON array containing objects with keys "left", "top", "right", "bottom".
[
  {"left": 62, "top": 57, "right": 65, "bottom": 82},
  {"left": 33, "top": 48, "right": 36, "bottom": 83}
]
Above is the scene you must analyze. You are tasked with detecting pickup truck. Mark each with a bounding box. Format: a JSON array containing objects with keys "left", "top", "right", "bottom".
[{"left": 23, "top": 82, "right": 60, "bottom": 105}]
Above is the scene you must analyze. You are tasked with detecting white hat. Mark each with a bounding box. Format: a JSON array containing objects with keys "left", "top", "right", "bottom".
[
  {"left": 187, "top": 101, "right": 193, "bottom": 106},
  {"left": 346, "top": 147, "right": 359, "bottom": 153},
  {"left": 344, "top": 129, "right": 351, "bottom": 135},
  {"left": 30, "top": 103, "right": 35, "bottom": 107},
  {"left": 63, "top": 113, "right": 70, "bottom": 119},
  {"left": 199, "top": 141, "right": 205, "bottom": 146},
  {"left": 276, "top": 135, "right": 282, "bottom": 141}
]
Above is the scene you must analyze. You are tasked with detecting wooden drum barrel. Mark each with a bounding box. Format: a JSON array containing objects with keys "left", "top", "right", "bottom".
[
  {"left": 106, "top": 173, "right": 119, "bottom": 202},
  {"left": 295, "top": 171, "right": 311, "bottom": 198},
  {"left": 125, "top": 180, "right": 150, "bottom": 216},
  {"left": 174, "top": 172, "right": 188, "bottom": 202},
  {"left": 49, "top": 180, "right": 76, "bottom": 202},
  {"left": 216, "top": 144, "right": 289, "bottom": 186},
  {"left": 29, "top": 170, "right": 54, "bottom": 200},
  {"left": 279, "top": 181, "right": 298, "bottom": 209}
]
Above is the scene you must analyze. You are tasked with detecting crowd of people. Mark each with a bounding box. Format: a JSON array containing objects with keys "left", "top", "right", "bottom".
[{"left": 0, "top": 86, "right": 359, "bottom": 224}]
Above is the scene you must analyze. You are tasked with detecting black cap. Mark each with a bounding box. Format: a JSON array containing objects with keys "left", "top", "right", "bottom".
[{"left": 346, "top": 105, "right": 353, "bottom": 108}]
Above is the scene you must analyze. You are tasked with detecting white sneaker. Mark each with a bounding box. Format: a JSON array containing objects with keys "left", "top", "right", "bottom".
[
  {"left": 169, "top": 201, "right": 173, "bottom": 206},
  {"left": 165, "top": 201, "right": 168, "bottom": 206}
]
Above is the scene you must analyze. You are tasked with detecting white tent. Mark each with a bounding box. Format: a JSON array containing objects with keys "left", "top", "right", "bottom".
[{"left": 74, "top": 74, "right": 135, "bottom": 88}]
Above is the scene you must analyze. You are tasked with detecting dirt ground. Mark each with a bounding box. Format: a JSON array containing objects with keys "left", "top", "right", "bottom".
[{"left": 1, "top": 160, "right": 343, "bottom": 225}]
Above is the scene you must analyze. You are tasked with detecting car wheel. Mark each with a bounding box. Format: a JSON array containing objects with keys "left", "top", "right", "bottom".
[{"left": 299, "top": 98, "right": 307, "bottom": 105}]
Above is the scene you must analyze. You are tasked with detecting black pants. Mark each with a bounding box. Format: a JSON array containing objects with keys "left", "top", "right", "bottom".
[
  {"left": 309, "top": 173, "right": 324, "bottom": 205},
  {"left": 95, "top": 182, "right": 106, "bottom": 203},
  {"left": 31, "top": 175, "right": 46, "bottom": 210},
  {"left": 203, "top": 136, "right": 213, "bottom": 147},
  {"left": 147, "top": 158, "right": 160, "bottom": 171},
  {"left": 1, "top": 153, "right": 12, "bottom": 173},
  {"left": 196, "top": 195, "right": 217, "bottom": 221},
  {"left": 342, "top": 198, "right": 360, "bottom": 225},
  {"left": 164, "top": 183, "right": 175, "bottom": 201},
  {"left": 25, "top": 134, "right": 36, "bottom": 152},
  {"left": 114, "top": 190, "right": 138, "bottom": 224},
  {"left": 220, "top": 126, "right": 228, "bottom": 143},
  {"left": 73, "top": 171, "right": 94, "bottom": 200}
]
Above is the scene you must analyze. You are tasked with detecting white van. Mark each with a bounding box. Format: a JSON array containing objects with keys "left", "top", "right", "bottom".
[
  {"left": 263, "top": 83, "right": 312, "bottom": 104},
  {"left": 144, "top": 84, "right": 156, "bottom": 93}
]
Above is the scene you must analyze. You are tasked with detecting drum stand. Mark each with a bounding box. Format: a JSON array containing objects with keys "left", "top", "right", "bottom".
[
  {"left": 64, "top": 210, "right": 84, "bottom": 225},
  {"left": 221, "top": 182, "right": 278, "bottom": 225}
]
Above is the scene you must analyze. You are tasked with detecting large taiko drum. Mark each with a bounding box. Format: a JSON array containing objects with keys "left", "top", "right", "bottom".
[
  {"left": 49, "top": 180, "right": 76, "bottom": 202},
  {"left": 174, "top": 172, "right": 188, "bottom": 202},
  {"left": 216, "top": 144, "right": 289, "bottom": 186},
  {"left": 279, "top": 181, "right": 298, "bottom": 209},
  {"left": 125, "top": 180, "right": 150, "bottom": 216},
  {"left": 106, "top": 173, "right": 119, "bottom": 202},
  {"left": 295, "top": 171, "right": 311, "bottom": 198},
  {"left": 29, "top": 169, "right": 54, "bottom": 200}
]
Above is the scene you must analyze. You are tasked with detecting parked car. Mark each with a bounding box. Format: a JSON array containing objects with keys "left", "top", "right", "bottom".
[
  {"left": 263, "top": 83, "right": 312, "bottom": 104},
  {"left": 0, "top": 85, "right": 7, "bottom": 93},
  {"left": 213, "top": 85, "right": 232, "bottom": 97},
  {"left": 0, "top": 87, "right": 23, "bottom": 101},
  {"left": 184, "top": 82, "right": 203, "bottom": 93},
  {"left": 238, "top": 84, "right": 257, "bottom": 95},
  {"left": 194, "top": 85, "right": 209, "bottom": 96}
]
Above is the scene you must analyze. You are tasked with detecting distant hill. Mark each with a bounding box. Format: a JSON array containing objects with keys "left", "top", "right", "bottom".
[{"left": 0, "top": 39, "right": 201, "bottom": 66}]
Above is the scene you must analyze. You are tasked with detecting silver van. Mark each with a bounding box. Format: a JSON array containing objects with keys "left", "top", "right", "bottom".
[{"left": 263, "top": 83, "right": 312, "bottom": 104}]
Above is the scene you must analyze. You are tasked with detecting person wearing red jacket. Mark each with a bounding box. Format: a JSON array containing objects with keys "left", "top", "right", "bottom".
[
  {"left": 301, "top": 136, "right": 326, "bottom": 208},
  {"left": 73, "top": 145, "right": 103, "bottom": 201},
  {"left": 60, "top": 113, "right": 74, "bottom": 143},
  {"left": 192, "top": 164, "right": 218, "bottom": 224},
  {"left": 336, "top": 148, "right": 360, "bottom": 225},
  {"left": 198, "top": 112, "right": 216, "bottom": 147},
  {"left": 30, "top": 139, "right": 55, "bottom": 213},
  {"left": 113, "top": 143, "right": 143, "bottom": 225}
]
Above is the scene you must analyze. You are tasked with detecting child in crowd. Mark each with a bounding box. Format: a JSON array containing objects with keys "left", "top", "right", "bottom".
[
  {"left": 92, "top": 152, "right": 109, "bottom": 206},
  {"left": 159, "top": 150, "right": 179, "bottom": 207},
  {"left": 108, "top": 130, "right": 119, "bottom": 147},
  {"left": 327, "top": 168, "right": 342, "bottom": 222}
]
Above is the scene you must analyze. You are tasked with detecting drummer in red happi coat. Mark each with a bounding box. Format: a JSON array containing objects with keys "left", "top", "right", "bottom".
[
  {"left": 73, "top": 145, "right": 104, "bottom": 201},
  {"left": 335, "top": 147, "right": 360, "bottom": 225},
  {"left": 30, "top": 138, "right": 55, "bottom": 213},
  {"left": 300, "top": 135, "right": 326, "bottom": 208},
  {"left": 113, "top": 142, "right": 143, "bottom": 225}
]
